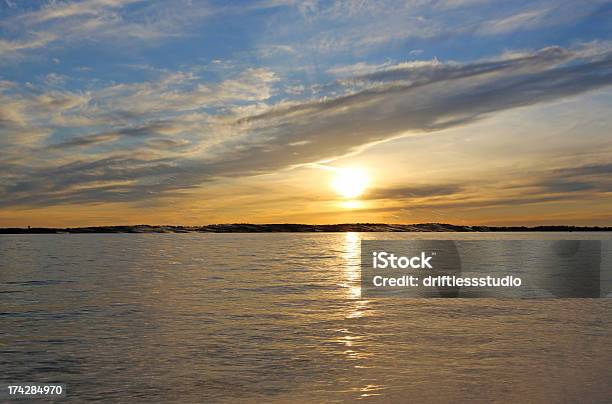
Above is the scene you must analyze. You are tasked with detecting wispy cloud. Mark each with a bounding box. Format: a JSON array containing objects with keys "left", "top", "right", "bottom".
[
  {"left": 358, "top": 162, "right": 612, "bottom": 220},
  {"left": 21, "top": 0, "right": 142, "bottom": 24},
  {"left": 1, "top": 44, "right": 611, "bottom": 208},
  {"left": 0, "top": 33, "right": 56, "bottom": 57},
  {"left": 0, "top": 0, "right": 212, "bottom": 60},
  {"left": 478, "top": 8, "right": 551, "bottom": 35}
]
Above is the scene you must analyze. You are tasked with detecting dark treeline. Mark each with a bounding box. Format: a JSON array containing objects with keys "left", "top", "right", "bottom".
[{"left": 2, "top": 223, "right": 611, "bottom": 234}]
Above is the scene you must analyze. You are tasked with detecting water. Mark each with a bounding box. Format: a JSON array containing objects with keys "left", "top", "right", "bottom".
[{"left": 1, "top": 233, "right": 611, "bottom": 403}]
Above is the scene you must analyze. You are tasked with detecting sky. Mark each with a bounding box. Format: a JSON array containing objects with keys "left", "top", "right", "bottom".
[{"left": 0, "top": 0, "right": 611, "bottom": 227}]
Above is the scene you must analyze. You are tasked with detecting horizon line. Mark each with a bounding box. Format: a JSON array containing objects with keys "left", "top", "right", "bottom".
[{"left": 2, "top": 223, "right": 612, "bottom": 234}]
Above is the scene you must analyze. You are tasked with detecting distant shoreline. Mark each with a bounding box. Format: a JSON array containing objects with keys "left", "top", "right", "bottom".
[{"left": 1, "top": 223, "right": 611, "bottom": 234}]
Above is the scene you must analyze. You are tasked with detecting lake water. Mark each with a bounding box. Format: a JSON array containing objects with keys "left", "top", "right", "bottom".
[{"left": 1, "top": 233, "right": 611, "bottom": 403}]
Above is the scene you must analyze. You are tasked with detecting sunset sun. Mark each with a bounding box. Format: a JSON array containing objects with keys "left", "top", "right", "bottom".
[{"left": 331, "top": 167, "right": 369, "bottom": 199}]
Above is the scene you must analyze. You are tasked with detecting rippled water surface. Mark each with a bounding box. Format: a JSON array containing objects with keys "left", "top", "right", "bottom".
[{"left": 1, "top": 233, "right": 611, "bottom": 403}]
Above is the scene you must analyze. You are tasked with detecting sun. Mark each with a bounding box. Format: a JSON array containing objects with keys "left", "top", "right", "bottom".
[{"left": 331, "top": 167, "right": 369, "bottom": 199}]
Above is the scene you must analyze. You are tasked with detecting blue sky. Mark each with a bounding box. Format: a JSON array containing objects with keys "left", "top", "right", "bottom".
[
  {"left": 1, "top": 0, "right": 611, "bottom": 226},
  {"left": 1, "top": 0, "right": 610, "bottom": 84}
]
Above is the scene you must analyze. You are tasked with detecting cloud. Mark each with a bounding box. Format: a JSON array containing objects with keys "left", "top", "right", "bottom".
[
  {"left": 327, "top": 61, "right": 401, "bottom": 77},
  {"left": 21, "top": 0, "right": 142, "bottom": 24},
  {"left": 336, "top": 46, "right": 572, "bottom": 84},
  {"left": 554, "top": 163, "right": 612, "bottom": 177},
  {"left": 0, "top": 0, "right": 213, "bottom": 60},
  {"left": 478, "top": 1, "right": 611, "bottom": 36},
  {"left": 434, "top": 0, "right": 492, "bottom": 10},
  {"left": 46, "top": 121, "right": 183, "bottom": 149},
  {"left": 276, "top": 0, "right": 610, "bottom": 58},
  {"left": 89, "top": 68, "right": 279, "bottom": 118},
  {"left": 366, "top": 184, "right": 465, "bottom": 200},
  {"left": 0, "top": 0, "right": 301, "bottom": 61},
  {"left": 1, "top": 44, "right": 612, "bottom": 208},
  {"left": 0, "top": 33, "right": 56, "bottom": 57},
  {"left": 478, "top": 8, "right": 551, "bottom": 35},
  {"left": 390, "top": 162, "right": 612, "bottom": 212},
  {"left": 535, "top": 163, "right": 612, "bottom": 194}
]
